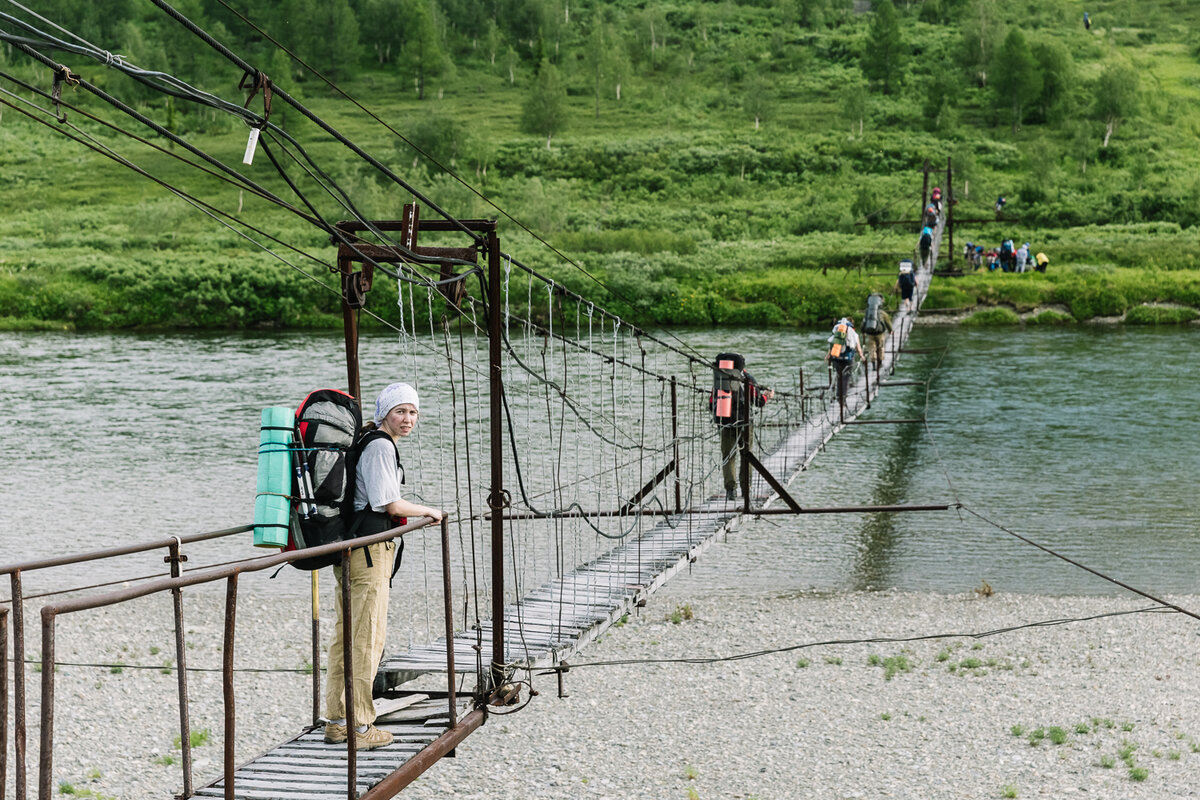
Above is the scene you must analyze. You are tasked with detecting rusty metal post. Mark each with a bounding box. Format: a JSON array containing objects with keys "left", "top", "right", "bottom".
[
  {"left": 486, "top": 224, "right": 506, "bottom": 691},
  {"left": 946, "top": 156, "right": 954, "bottom": 270},
  {"left": 37, "top": 607, "right": 56, "bottom": 800},
  {"left": 11, "top": 572, "right": 25, "bottom": 800},
  {"left": 310, "top": 571, "right": 321, "bottom": 727},
  {"left": 0, "top": 606, "right": 6, "bottom": 800},
  {"left": 798, "top": 368, "right": 805, "bottom": 422},
  {"left": 740, "top": 376, "right": 751, "bottom": 513},
  {"left": 339, "top": 549, "right": 357, "bottom": 798},
  {"left": 339, "top": 255, "right": 362, "bottom": 402},
  {"left": 0, "top": 605, "right": 6, "bottom": 800},
  {"left": 921, "top": 160, "right": 930, "bottom": 218},
  {"left": 222, "top": 574, "right": 237, "bottom": 800},
  {"left": 166, "top": 539, "right": 193, "bottom": 798},
  {"left": 440, "top": 518, "right": 457, "bottom": 728},
  {"left": 670, "top": 377, "right": 681, "bottom": 514}
]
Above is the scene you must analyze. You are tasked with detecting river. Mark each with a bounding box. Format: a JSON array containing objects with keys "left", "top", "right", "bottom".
[{"left": 2, "top": 325, "right": 1196, "bottom": 600}]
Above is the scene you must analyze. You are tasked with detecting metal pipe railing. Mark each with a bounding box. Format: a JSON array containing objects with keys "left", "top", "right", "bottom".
[
  {"left": 32, "top": 516, "right": 445, "bottom": 800},
  {"left": 1, "top": 524, "right": 249, "bottom": 799}
]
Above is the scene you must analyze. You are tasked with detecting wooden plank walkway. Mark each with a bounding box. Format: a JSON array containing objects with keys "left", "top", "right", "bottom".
[
  {"left": 194, "top": 222, "right": 941, "bottom": 798},
  {"left": 193, "top": 696, "right": 469, "bottom": 800}
]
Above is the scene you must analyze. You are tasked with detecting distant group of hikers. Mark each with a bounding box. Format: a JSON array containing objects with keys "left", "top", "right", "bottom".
[
  {"left": 710, "top": 289, "right": 900, "bottom": 501},
  {"left": 962, "top": 239, "right": 1048, "bottom": 273},
  {"left": 917, "top": 187, "right": 943, "bottom": 267}
]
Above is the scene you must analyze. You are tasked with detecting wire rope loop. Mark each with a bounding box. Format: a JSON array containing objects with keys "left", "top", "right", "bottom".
[{"left": 487, "top": 489, "right": 512, "bottom": 511}]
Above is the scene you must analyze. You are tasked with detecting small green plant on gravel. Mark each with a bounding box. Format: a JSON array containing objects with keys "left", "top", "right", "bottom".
[
  {"left": 686, "top": 786, "right": 700, "bottom": 800},
  {"left": 1118, "top": 740, "right": 1138, "bottom": 766},
  {"left": 302, "top": 660, "right": 313, "bottom": 675},
  {"left": 684, "top": 764, "right": 698, "bottom": 781},
  {"left": 936, "top": 648, "right": 951, "bottom": 662},
  {"left": 667, "top": 604, "right": 694, "bottom": 624},
  {"left": 867, "top": 653, "right": 912, "bottom": 681},
  {"left": 86, "top": 768, "right": 101, "bottom": 781},
  {"left": 1000, "top": 785, "right": 1018, "bottom": 799},
  {"left": 153, "top": 755, "right": 176, "bottom": 766},
  {"left": 1047, "top": 727, "right": 1069, "bottom": 745},
  {"left": 971, "top": 642, "right": 984, "bottom": 650},
  {"left": 795, "top": 658, "right": 810, "bottom": 668},
  {"left": 1011, "top": 724, "right": 1025, "bottom": 737},
  {"left": 825, "top": 655, "right": 842, "bottom": 665},
  {"left": 1121, "top": 721, "right": 1135, "bottom": 732},
  {"left": 881, "top": 712, "right": 892, "bottom": 721},
  {"left": 1168, "top": 750, "right": 1181, "bottom": 761},
  {"left": 149, "top": 646, "right": 161, "bottom": 656},
  {"left": 173, "top": 729, "right": 211, "bottom": 750},
  {"left": 615, "top": 614, "right": 629, "bottom": 628},
  {"left": 1092, "top": 717, "right": 1116, "bottom": 731},
  {"left": 1099, "top": 755, "right": 1115, "bottom": 768},
  {"left": 160, "top": 660, "right": 173, "bottom": 675},
  {"left": 59, "top": 782, "right": 75, "bottom": 795},
  {"left": 109, "top": 662, "right": 124, "bottom": 675},
  {"left": 1129, "top": 767, "right": 1149, "bottom": 782},
  {"left": 1028, "top": 728, "right": 1046, "bottom": 747},
  {"left": 1074, "top": 722, "right": 1090, "bottom": 734}
]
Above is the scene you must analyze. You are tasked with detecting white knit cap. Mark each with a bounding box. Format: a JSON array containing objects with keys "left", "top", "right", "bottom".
[{"left": 374, "top": 382, "right": 419, "bottom": 425}]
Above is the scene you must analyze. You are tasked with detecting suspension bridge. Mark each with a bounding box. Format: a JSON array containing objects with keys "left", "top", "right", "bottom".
[{"left": 0, "top": 5, "right": 968, "bottom": 799}]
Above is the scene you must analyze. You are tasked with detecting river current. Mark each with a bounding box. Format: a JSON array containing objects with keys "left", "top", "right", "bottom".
[{"left": 2, "top": 325, "right": 1196, "bottom": 599}]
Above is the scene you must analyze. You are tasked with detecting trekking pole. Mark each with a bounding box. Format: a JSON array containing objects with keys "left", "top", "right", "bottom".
[{"left": 310, "top": 571, "right": 320, "bottom": 726}]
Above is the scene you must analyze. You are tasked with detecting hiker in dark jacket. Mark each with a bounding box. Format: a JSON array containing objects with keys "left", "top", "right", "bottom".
[{"left": 709, "top": 354, "right": 774, "bottom": 502}]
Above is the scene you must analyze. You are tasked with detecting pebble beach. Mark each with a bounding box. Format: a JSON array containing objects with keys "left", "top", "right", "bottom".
[{"left": 7, "top": 580, "right": 1200, "bottom": 800}]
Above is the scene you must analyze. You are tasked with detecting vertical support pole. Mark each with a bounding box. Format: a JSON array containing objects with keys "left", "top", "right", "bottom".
[
  {"left": 223, "top": 575, "right": 238, "bottom": 800},
  {"left": 340, "top": 255, "right": 362, "bottom": 402},
  {"left": 739, "top": 377, "right": 750, "bottom": 513},
  {"left": 798, "top": 367, "right": 805, "bottom": 422},
  {"left": 311, "top": 571, "right": 321, "bottom": 727},
  {"left": 440, "top": 518, "right": 458, "bottom": 729},
  {"left": 946, "top": 156, "right": 954, "bottom": 271},
  {"left": 11, "top": 573, "right": 25, "bottom": 800},
  {"left": 167, "top": 540, "right": 193, "bottom": 798},
  {"left": 37, "top": 609, "right": 55, "bottom": 800},
  {"left": 486, "top": 224, "right": 506, "bottom": 692},
  {"left": 0, "top": 606, "right": 7, "bottom": 800},
  {"left": 670, "top": 377, "right": 681, "bottom": 514},
  {"left": 340, "top": 550, "right": 357, "bottom": 797},
  {"left": 921, "top": 160, "right": 930, "bottom": 218}
]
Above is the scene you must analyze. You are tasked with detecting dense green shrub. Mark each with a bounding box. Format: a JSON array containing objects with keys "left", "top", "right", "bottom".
[
  {"left": 962, "top": 307, "right": 1022, "bottom": 326},
  {"left": 1123, "top": 304, "right": 1198, "bottom": 325}
]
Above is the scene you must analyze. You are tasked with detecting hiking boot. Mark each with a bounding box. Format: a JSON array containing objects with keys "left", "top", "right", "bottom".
[
  {"left": 725, "top": 488, "right": 736, "bottom": 501},
  {"left": 355, "top": 724, "right": 393, "bottom": 750},
  {"left": 323, "top": 722, "right": 348, "bottom": 744}
]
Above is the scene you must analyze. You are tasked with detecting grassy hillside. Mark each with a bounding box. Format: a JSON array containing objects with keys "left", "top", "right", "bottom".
[{"left": 2, "top": 0, "right": 1199, "bottom": 330}]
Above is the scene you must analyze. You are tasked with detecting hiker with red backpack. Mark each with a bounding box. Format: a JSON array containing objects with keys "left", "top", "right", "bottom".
[
  {"left": 324, "top": 381, "right": 443, "bottom": 750},
  {"left": 709, "top": 353, "right": 774, "bottom": 502}
]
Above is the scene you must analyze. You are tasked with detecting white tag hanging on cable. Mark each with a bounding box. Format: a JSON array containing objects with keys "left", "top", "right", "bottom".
[{"left": 242, "top": 127, "right": 261, "bottom": 165}]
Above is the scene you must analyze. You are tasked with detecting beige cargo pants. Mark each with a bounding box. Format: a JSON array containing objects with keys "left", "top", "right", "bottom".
[{"left": 325, "top": 540, "right": 395, "bottom": 726}]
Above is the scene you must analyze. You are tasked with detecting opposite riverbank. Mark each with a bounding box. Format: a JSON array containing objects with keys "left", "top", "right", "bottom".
[{"left": 8, "top": 587, "right": 1200, "bottom": 800}]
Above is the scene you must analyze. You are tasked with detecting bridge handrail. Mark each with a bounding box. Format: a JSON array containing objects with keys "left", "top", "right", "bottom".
[{"left": 5, "top": 517, "right": 463, "bottom": 800}]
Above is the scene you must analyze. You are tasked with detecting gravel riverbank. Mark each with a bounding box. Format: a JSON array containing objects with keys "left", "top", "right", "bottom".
[{"left": 7, "top": 582, "right": 1200, "bottom": 800}]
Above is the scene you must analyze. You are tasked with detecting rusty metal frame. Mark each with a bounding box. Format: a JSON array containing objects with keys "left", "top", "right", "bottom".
[
  {"left": 1, "top": 525, "right": 250, "bottom": 800},
  {"left": 27, "top": 516, "right": 452, "bottom": 800}
]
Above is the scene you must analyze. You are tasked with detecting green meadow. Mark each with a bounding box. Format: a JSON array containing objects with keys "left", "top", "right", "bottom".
[{"left": 1, "top": 0, "right": 1199, "bottom": 330}]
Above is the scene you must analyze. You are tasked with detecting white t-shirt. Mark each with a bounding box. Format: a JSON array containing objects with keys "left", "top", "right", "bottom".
[{"left": 354, "top": 436, "right": 405, "bottom": 513}]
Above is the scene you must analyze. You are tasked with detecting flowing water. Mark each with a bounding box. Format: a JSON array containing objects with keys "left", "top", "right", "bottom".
[{"left": 2, "top": 325, "right": 1197, "bottom": 600}]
